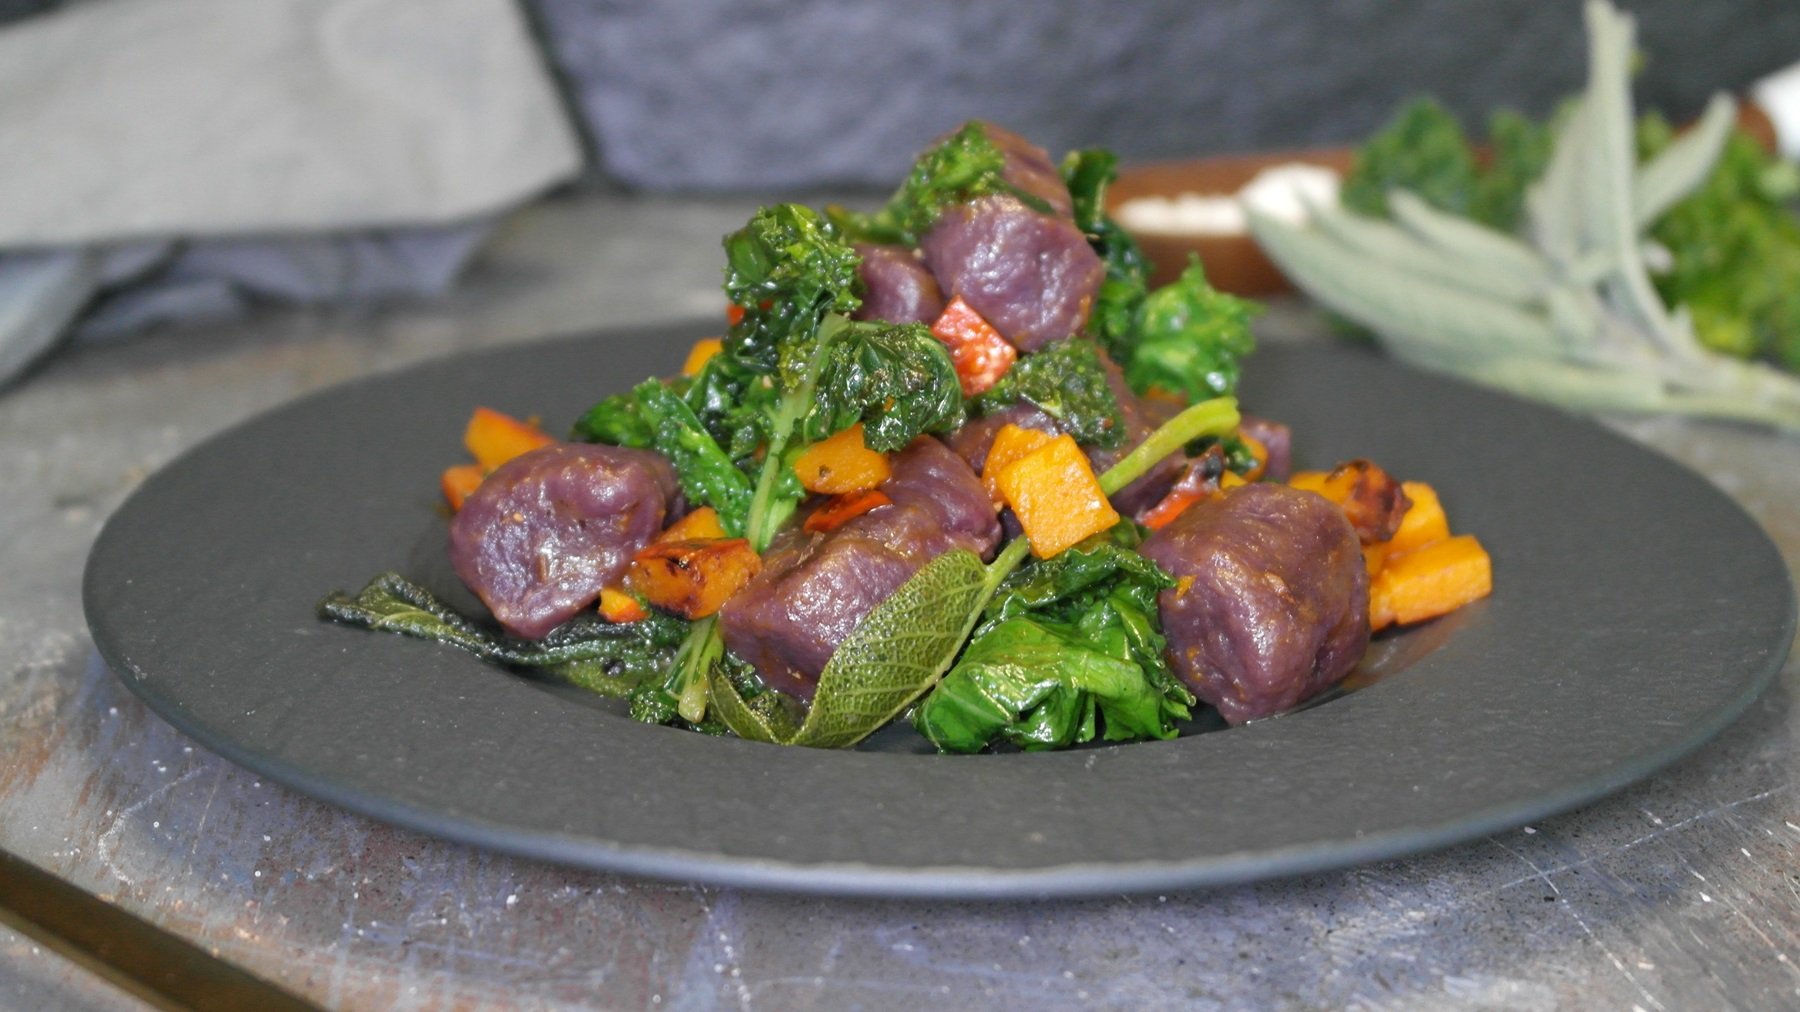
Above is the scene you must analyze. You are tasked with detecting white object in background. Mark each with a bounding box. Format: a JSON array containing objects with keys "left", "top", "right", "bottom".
[
  {"left": 0, "top": 0, "right": 584, "bottom": 247},
  {"left": 1112, "top": 163, "right": 1341, "bottom": 236},
  {"left": 1113, "top": 193, "right": 1247, "bottom": 236},
  {"left": 1751, "top": 59, "right": 1800, "bottom": 162},
  {"left": 1237, "top": 164, "right": 1341, "bottom": 226}
]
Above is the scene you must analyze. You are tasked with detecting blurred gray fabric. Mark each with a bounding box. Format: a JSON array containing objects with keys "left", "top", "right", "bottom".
[
  {"left": 72, "top": 227, "right": 495, "bottom": 341},
  {"left": 0, "top": 0, "right": 581, "bottom": 245},
  {"left": 533, "top": 0, "right": 1800, "bottom": 191},
  {"left": 0, "top": 0, "right": 583, "bottom": 383}
]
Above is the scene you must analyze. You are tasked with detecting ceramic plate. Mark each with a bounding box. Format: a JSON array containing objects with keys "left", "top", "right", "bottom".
[{"left": 83, "top": 324, "right": 1794, "bottom": 898}]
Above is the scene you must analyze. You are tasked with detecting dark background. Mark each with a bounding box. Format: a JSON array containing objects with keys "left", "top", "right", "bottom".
[
  {"left": 530, "top": 0, "right": 1800, "bottom": 189},
  {"left": 9, "top": 0, "right": 1797, "bottom": 190}
]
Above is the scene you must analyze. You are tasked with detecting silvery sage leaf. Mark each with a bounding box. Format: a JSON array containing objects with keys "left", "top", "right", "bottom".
[
  {"left": 787, "top": 547, "right": 998, "bottom": 749},
  {"left": 1634, "top": 94, "right": 1736, "bottom": 229}
]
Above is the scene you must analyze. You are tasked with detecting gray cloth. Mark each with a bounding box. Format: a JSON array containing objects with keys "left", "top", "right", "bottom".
[
  {"left": 0, "top": 0, "right": 581, "bottom": 245},
  {"left": 0, "top": 0, "right": 583, "bottom": 383},
  {"left": 533, "top": 0, "right": 1800, "bottom": 191}
]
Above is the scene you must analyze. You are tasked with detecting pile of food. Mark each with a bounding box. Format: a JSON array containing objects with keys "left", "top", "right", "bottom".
[{"left": 321, "top": 122, "right": 1491, "bottom": 752}]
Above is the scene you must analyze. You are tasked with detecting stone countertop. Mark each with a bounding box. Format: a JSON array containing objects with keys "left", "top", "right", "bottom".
[{"left": 3, "top": 190, "right": 1798, "bottom": 1011}]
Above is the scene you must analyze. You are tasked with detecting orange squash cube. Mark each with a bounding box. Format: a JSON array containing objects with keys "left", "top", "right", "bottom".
[
  {"left": 682, "top": 337, "right": 724, "bottom": 376},
  {"left": 994, "top": 434, "right": 1120, "bottom": 558},
  {"left": 1369, "top": 534, "right": 1492, "bottom": 630},
  {"left": 1386, "top": 481, "right": 1451, "bottom": 556},
  {"left": 441, "top": 464, "right": 486, "bottom": 512},
  {"left": 803, "top": 489, "right": 893, "bottom": 533},
  {"left": 1288, "top": 459, "right": 1409, "bottom": 544},
  {"left": 980, "top": 423, "right": 1056, "bottom": 505},
  {"left": 627, "top": 538, "right": 762, "bottom": 619},
  {"left": 658, "top": 505, "right": 729, "bottom": 543},
  {"left": 463, "top": 407, "right": 554, "bottom": 472},
  {"left": 792, "top": 423, "right": 891, "bottom": 494},
  {"left": 1236, "top": 432, "right": 1269, "bottom": 481},
  {"left": 597, "top": 587, "right": 648, "bottom": 624}
]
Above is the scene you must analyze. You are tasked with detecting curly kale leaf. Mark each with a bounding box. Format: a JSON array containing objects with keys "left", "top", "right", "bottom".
[
  {"left": 678, "top": 348, "right": 782, "bottom": 463},
  {"left": 1472, "top": 108, "right": 1555, "bottom": 231},
  {"left": 830, "top": 122, "right": 1053, "bottom": 246},
  {"left": 1344, "top": 98, "right": 1554, "bottom": 233},
  {"left": 1643, "top": 117, "right": 1800, "bottom": 370},
  {"left": 1062, "top": 147, "right": 1151, "bottom": 365},
  {"left": 1342, "top": 97, "right": 1481, "bottom": 222},
  {"left": 723, "top": 203, "right": 864, "bottom": 370},
  {"left": 975, "top": 337, "right": 1125, "bottom": 449},
  {"left": 318, "top": 572, "right": 688, "bottom": 695},
  {"left": 1126, "top": 259, "right": 1259, "bottom": 402},
  {"left": 804, "top": 320, "right": 964, "bottom": 451},
  {"left": 914, "top": 527, "right": 1191, "bottom": 752}
]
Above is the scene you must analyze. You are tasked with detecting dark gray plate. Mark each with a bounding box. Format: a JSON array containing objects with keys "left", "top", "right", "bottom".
[{"left": 83, "top": 324, "right": 1794, "bottom": 898}]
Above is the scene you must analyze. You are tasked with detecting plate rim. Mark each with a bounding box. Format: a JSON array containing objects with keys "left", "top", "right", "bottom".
[{"left": 82, "top": 323, "right": 1797, "bottom": 898}]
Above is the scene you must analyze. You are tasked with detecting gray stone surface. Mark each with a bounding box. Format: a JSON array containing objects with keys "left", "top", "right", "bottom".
[
  {"left": 533, "top": 0, "right": 1800, "bottom": 190},
  {"left": 3, "top": 190, "right": 1800, "bottom": 1009}
]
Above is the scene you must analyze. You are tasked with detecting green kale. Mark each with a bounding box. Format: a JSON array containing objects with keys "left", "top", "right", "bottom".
[
  {"left": 1342, "top": 97, "right": 1480, "bottom": 222},
  {"left": 829, "top": 122, "right": 1053, "bottom": 246},
  {"left": 910, "top": 617, "right": 1136, "bottom": 751},
  {"left": 804, "top": 320, "right": 964, "bottom": 451},
  {"left": 1344, "top": 99, "right": 1554, "bottom": 233},
  {"left": 913, "top": 526, "right": 1192, "bottom": 752},
  {"left": 975, "top": 337, "right": 1126, "bottom": 449},
  {"left": 723, "top": 204, "right": 864, "bottom": 370},
  {"left": 1126, "top": 259, "right": 1259, "bottom": 402},
  {"left": 317, "top": 572, "right": 688, "bottom": 695},
  {"left": 1643, "top": 118, "right": 1800, "bottom": 370},
  {"left": 628, "top": 619, "right": 759, "bottom": 735},
  {"left": 569, "top": 381, "right": 659, "bottom": 448},
  {"left": 1471, "top": 108, "right": 1555, "bottom": 231},
  {"left": 1062, "top": 148, "right": 1152, "bottom": 365},
  {"left": 648, "top": 210, "right": 964, "bottom": 727},
  {"left": 679, "top": 348, "right": 782, "bottom": 464}
]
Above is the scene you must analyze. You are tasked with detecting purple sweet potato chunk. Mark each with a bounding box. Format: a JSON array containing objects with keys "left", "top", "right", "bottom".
[
  {"left": 719, "top": 438, "right": 997, "bottom": 700},
  {"left": 450, "top": 443, "right": 678, "bottom": 640},
  {"left": 1238, "top": 414, "right": 1292, "bottom": 482},
  {"left": 979, "top": 121, "right": 1074, "bottom": 219},
  {"left": 919, "top": 195, "right": 1103, "bottom": 353},
  {"left": 1139, "top": 483, "right": 1369, "bottom": 725},
  {"left": 852, "top": 243, "right": 943, "bottom": 325}
]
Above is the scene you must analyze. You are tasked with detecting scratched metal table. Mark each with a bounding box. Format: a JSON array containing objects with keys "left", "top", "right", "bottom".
[{"left": 4, "top": 190, "right": 1799, "bottom": 1011}]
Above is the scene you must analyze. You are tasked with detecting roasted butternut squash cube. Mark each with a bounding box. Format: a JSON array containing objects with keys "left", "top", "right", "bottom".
[
  {"left": 597, "top": 587, "right": 648, "bottom": 624},
  {"left": 1386, "top": 481, "right": 1451, "bottom": 555},
  {"left": 1369, "top": 534, "right": 1492, "bottom": 630},
  {"left": 463, "top": 407, "right": 554, "bottom": 472},
  {"left": 793, "top": 423, "right": 891, "bottom": 494},
  {"left": 658, "top": 505, "right": 729, "bottom": 542},
  {"left": 980, "top": 423, "right": 1056, "bottom": 506},
  {"left": 441, "top": 464, "right": 486, "bottom": 512},
  {"left": 682, "top": 337, "right": 724, "bottom": 376},
  {"left": 994, "top": 434, "right": 1120, "bottom": 558},
  {"left": 628, "top": 538, "right": 762, "bottom": 619},
  {"left": 803, "top": 489, "right": 892, "bottom": 534}
]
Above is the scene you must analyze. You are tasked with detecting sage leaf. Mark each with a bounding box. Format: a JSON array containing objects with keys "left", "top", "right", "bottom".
[
  {"left": 787, "top": 547, "right": 1000, "bottom": 749},
  {"left": 707, "top": 665, "right": 804, "bottom": 744},
  {"left": 318, "top": 573, "right": 686, "bottom": 691},
  {"left": 1633, "top": 93, "right": 1735, "bottom": 229}
]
